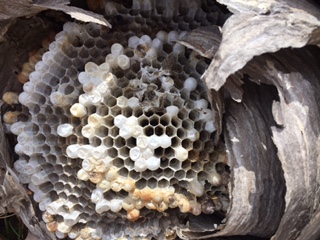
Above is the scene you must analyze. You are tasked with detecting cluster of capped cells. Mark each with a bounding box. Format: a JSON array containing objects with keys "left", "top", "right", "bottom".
[{"left": 6, "top": 0, "right": 229, "bottom": 239}]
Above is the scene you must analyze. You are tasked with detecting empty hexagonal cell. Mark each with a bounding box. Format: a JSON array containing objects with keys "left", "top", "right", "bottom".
[
  {"left": 177, "top": 128, "right": 186, "bottom": 139},
  {"left": 160, "top": 157, "right": 169, "bottom": 169},
  {"left": 135, "top": 178, "right": 147, "bottom": 189},
  {"left": 188, "top": 150, "right": 199, "bottom": 162},
  {"left": 171, "top": 117, "right": 180, "bottom": 128},
  {"left": 107, "top": 148, "right": 118, "bottom": 158},
  {"left": 186, "top": 169, "right": 196, "bottom": 179},
  {"left": 182, "top": 139, "right": 192, "bottom": 150},
  {"left": 154, "top": 147, "right": 164, "bottom": 157},
  {"left": 188, "top": 109, "right": 200, "bottom": 121},
  {"left": 97, "top": 105, "right": 109, "bottom": 116},
  {"left": 122, "top": 107, "right": 133, "bottom": 118},
  {"left": 169, "top": 158, "right": 181, "bottom": 170},
  {"left": 95, "top": 126, "right": 109, "bottom": 138},
  {"left": 103, "top": 96, "right": 117, "bottom": 107},
  {"left": 117, "top": 167, "right": 129, "bottom": 177},
  {"left": 34, "top": 133, "right": 46, "bottom": 145},
  {"left": 159, "top": 115, "right": 170, "bottom": 126},
  {"left": 133, "top": 107, "right": 143, "bottom": 118},
  {"left": 114, "top": 136, "right": 125, "bottom": 148},
  {"left": 110, "top": 106, "right": 122, "bottom": 116},
  {"left": 182, "top": 119, "right": 193, "bottom": 130},
  {"left": 147, "top": 178, "right": 157, "bottom": 189},
  {"left": 200, "top": 131, "right": 210, "bottom": 141},
  {"left": 190, "top": 91, "right": 200, "bottom": 101},
  {"left": 174, "top": 170, "right": 186, "bottom": 179},
  {"left": 216, "top": 162, "right": 227, "bottom": 174},
  {"left": 119, "top": 147, "right": 130, "bottom": 158},
  {"left": 193, "top": 140, "right": 204, "bottom": 151},
  {"left": 92, "top": 137, "right": 102, "bottom": 146},
  {"left": 157, "top": 179, "right": 169, "bottom": 188},
  {"left": 109, "top": 127, "right": 119, "bottom": 137},
  {"left": 171, "top": 137, "right": 180, "bottom": 148},
  {"left": 149, "top": 116, "right": 160, "bottom": 127},
  {"left": 144, "top": 126, "right": 154, "bottom": 136},
  {"left": 123, "top": 88, "right": 134, "bottom": 99},
  {"left": 154, "top": 126, "right": 164, "bottom": 136},
  {"left": 197, "top": 171, "right": 208, "bottom": 182},
  {"left": 165, "top": 126, "right": 175, "bottom": 137},
  {"left": 191, "top": 161, "right": 203, "bottom": 172},
  {"left": 110, "top": 87, "right": 123, "bottom": 98},
  {"left": 164, "top": 147, "right": 174, "bottom": 158},
  {"left": 163, "top": 168, "right": 174, "bottom": 179},
  {"left": 126, "top": 137, "right": 136, "bottom": 148},
  {"left": 46, "top": 134, "right": 57, "bottom": 146},
  {"left": 128, "top": 170, "right": 140, "bottom": 180},
  {"left": 138, "top": 116, "right": 149, "bottom": 127},
  {"left": 87, "top": 106, "right": 97, "bottom": 114},
  {"left": 124, "top": 158, "right": 134, "bottom": 170}
]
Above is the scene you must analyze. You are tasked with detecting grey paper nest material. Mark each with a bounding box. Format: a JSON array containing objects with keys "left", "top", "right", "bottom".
[{"left": 1, "top": 0, "right": 320, "bottom": 240}]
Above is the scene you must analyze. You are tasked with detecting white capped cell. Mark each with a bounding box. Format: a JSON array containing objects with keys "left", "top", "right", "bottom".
[
  {"left": 142, "top": 148, "right": 153, "bottom": 159},
  {"left": 88, "top": 113, "right": 103, "bottom": 127},
  {"left": 199, "top": 109, "right": 213, "bottom": 121},
  {"left": 183, "top": 77, "right": 197, "bottom": 91},
  {"left": 96, "top": 81, "right": 109, "bottom": 95},
  {"left": 111, "top": 43, "right": 124, "bottom": 56},
  {"left": 14, "top": 143, "right": 24, "bottom": 154},
  {"left": 166, "top": 106, "right": 179, "bottom": 117},
  {"left": 189, "top": 178, "right": 204, "bottom": 197},
  {"left": 173, "top": 43, "right": 185, "bottom": 55},
  {"left": 77, "top": 169, "right": 89, "bottom": 181},
  {"left": 137, "top": 135, "right": 148, "bottom": 148},
  {"left": 78, "top": 72, "right": 90, "bottom": 84},
  {"left": 97, "top": 179, "right": 111, "bottom": 192},
  {"left": 148, "top": 135, "right": 160, "bottom": 149},
  {"left": 82, "top": 158, "right": 95, "bottom": 171},
  {"left": 10, "top": 121, "right": 26, "bottom": 135},
  {"left": 81, "top": 125, "right": 95, "bottom": 138},
  {"left": 152, "top": 38, "right": 163, "bottom": 50},
  {"left": 95, "top": 199, "right": 110, "bottom": 214},
  {"left": 156, "top": 31, "right": 168, "bottom": 42},
  {"left": 14, "top": 159, "right": 27, "bottom": 173},
  {"left": 47, "top": 200, "right": 65, "bottom": 215},
  {"left": 31, "top": 170, "right": 48, "bottom": 185},
  {"left": 98, "top": 62, "right": 111, "bottom": 72},
  {"left": 18, "top": 92, "right": 31, "bottom": 106},
  {"left": 117, "top": 55, "right": 130, "bottom": 70},
  {"left": 127, "top": 97, "right": 139, "bottom": 108},
  {"left": 168, "top": 31, "right": 179, "bottom": 42},
  {"left": 87, "top": 90, "right": 102, "bottom": 104},
  {"left": 174, "top": 145, "right": 188, "bottom": 161},
  {"left": 128, "top": 36, "right": 140, "bottom": 49},
  {"left": 22, "top": 143, "right": 35, "bottom": 156},
  {"left": 17, "top": 132, "right": 32, "bottom": 145},
  {"left": 146, "top": 157, "right": 160, "bottom": 171},
  {"left": 126, "top": 116, "right": 138, "bottom": 127},
  {"left": 58, "top": 222, "right": 72, "bottom": 233},
  {"left": 119, "top": 125, "right": 132, "bottom": 139},
  {"left": 134, "top": 158, "right": 147, "bottom": 172},
  {"left": 139, "top": 35, "right": 152, "bottom": 45},
  {"left": 105, "top": 54, "right": 118, "bottom": 69},
  {"left": 104, "top": 72, "right": 117, "bottom": 87},
  {"left": 145, "top": 48, "right": 157, "bottom": 61},
  {"left": 116, "top": 96, "right": 128, "bottom": 108},
  {"left": 194, "top": 99, "right": 208, "bottom": 109},
  {"left": 64, "top": 211, "right": 81, "bottom": 227},
  {"left": 77, "top": 145, "right": 94, "bottom": 159},
  {"left": 129, "top": 147, "right": 141, "bottom": 161},
  {"left": 114, "top": 115, "right": 127, "bottom": 128},
  {"left": 78, "top": 94, "right": 92, "bottom": 107},
  {"left": 91, "top": 146, "right": 107, "bottom": 159},
  {"left": 57, "top": 123, "right": 73, "bottom": 137},
  {"left": 66, "top": 144, "right": 81, "bottom": 159},
  {"left": 205, "top": 121, "right": 216, "bottom": 133},
  {"left": 91, "top": 188, "right": 104, "bottom": 203},
  {"left": 85, "top": 62, "right": 99, "bottom": 73},
  {"left": 50, "top": 92, "right": 70, "bottom": 107},
  {"left": 131, "top": 125, "right": 143, "bottom": 137},
  {"left": 159, "top": 135, "right": 171, "bottom": 148},
  {"left": 110, "top": 199, "right": 123, "bottom": 212},
  {"left": 187, "top": 129, "right": 199, "bottom": 141},
  {"left": 23, "top": 82, "right": 35, "bottom": 93}
]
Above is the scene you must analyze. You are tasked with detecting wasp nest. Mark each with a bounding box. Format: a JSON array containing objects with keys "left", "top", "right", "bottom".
[{"left": 9, "top": 1, "right": 229, "bottom": 239}]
